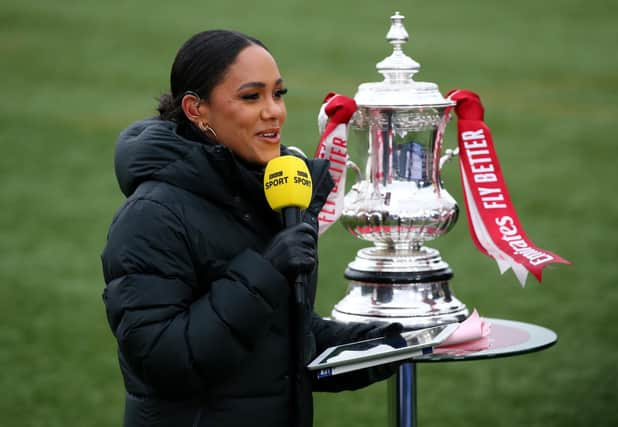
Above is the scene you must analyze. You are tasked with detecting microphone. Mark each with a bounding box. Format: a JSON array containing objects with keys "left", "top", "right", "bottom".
[
  {"left": 264, "top": 155, "right": 313, "bottom": 227},
  {"left": 264, "top": 155, "right": 313, "bottom": 427},
  {"left": 264, "top": 155, "right": 313, "bottom": 303}
]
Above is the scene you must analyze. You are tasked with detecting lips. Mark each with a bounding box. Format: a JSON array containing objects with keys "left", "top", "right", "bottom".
[{"left": 256, "top": 128, "right": 281, "bottom": 143}]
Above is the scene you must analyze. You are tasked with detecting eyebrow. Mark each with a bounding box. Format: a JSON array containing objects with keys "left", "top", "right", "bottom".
[{"left": 236, "top": 78, "right": 283, "bottom": 91}]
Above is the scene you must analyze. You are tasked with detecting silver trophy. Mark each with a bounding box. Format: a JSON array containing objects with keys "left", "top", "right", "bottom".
[{"left": 331, "top": 12, "right": 469, "bottom": 329}]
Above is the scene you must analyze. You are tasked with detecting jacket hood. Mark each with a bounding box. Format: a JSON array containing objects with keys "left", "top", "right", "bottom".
[{"left": 114, "top": 118, "right": 235, "bottom": 200}]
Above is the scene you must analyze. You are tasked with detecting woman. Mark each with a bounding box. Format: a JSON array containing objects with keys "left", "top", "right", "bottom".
[{"left": 101, "top": 29, "right": 400, "bottom": 427}]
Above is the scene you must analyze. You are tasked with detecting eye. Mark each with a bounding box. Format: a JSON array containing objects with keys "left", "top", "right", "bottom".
[
  {"left": 274, "top": 88, "right": 288, "bottom": 99},
  {"left": 241, "top": 93, "right": 260, "bottom": 101}
]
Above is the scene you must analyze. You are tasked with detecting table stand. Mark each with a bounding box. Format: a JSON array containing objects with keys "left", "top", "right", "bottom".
[{"left": 389, "top": 362, "right": 418, "bottom": 427}]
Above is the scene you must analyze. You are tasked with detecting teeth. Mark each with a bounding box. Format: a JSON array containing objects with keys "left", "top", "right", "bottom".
[{"left": 260, "top": 132, "right": 276, "bottom": 137}]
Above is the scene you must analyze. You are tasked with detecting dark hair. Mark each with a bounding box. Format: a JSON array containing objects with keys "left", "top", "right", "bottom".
[{"left": 157, "top": 30, "right": 267, "bottom": 123}]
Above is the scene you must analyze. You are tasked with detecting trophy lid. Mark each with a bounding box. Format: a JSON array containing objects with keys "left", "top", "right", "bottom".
[{"left": 354, "top": 12, "right": 454, "bottom": 108}]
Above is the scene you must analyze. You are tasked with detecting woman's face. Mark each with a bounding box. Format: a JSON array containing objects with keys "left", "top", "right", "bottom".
[{"left": 200, "top": 45, "right": 287, "bottom": 166}]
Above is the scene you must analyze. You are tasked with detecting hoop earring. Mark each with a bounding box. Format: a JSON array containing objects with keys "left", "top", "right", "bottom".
[{"left": 199, "top": 122, "right": 217, "bottom": 139}]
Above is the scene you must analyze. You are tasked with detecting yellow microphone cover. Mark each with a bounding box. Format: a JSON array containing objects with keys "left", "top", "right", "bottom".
[{"left": 264, "top": 155, "right": 312, "bottom": 211}]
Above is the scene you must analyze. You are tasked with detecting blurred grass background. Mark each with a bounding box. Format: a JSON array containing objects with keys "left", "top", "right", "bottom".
[{"left": 0, "top": 0, "right": 616, "bottom": 426}]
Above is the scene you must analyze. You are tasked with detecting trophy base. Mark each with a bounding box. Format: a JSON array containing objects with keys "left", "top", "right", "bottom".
[{"left": 331, "top": 246, "right": 469, "bottom": 329}]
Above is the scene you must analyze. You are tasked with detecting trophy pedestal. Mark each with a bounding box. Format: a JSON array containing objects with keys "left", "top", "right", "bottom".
[{"left": 331, "top": 246, "right": 469, "bottom": 329}]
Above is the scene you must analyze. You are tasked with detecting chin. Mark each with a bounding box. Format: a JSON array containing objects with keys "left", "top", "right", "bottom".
[{"left": 256, "top": 148, "right": 281, "bottom": 165}]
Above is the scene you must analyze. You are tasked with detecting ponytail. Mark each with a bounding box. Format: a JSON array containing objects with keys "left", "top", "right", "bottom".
[{"left": 157, "top": 92, "right": 183, "bottom": 122}]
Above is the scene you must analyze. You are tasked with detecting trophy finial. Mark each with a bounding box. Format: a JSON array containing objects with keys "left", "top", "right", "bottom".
[
  {"left": 386, "top": 11, "right": 408, "bottom": 47},
  {"left": 376, "top": 11, "right": 420, "bottom": 82}
]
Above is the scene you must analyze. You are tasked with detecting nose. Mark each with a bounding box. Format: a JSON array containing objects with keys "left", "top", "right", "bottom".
[{"left": 261, "top": 97, "right": 286, "bottom": 121}]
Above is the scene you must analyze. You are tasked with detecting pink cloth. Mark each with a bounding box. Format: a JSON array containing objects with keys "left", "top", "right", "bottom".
[{"left": 434, "top": 309, "right": 491, "bottom": 354}]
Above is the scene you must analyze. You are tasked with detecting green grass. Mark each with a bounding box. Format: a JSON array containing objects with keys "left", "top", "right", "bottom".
[{"left": 1, "top": 0, "right": 616, "bottom": 426}]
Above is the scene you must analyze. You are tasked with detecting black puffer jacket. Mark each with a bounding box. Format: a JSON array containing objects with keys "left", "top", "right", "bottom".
[{"left": 101, "top": 118, "right": 395, "bottom": 427}]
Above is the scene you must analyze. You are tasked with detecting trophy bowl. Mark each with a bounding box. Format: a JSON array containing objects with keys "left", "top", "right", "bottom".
[{"left": 341, "top": 107, "right": 460, "bottom": 248}]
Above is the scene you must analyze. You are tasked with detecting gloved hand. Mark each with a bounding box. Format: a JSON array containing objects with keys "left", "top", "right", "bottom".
[
  {"left": 363, "top": 322, "right": 405, "bottom": 383},
  {"left": 264, "top": 222, "right": 318, "bottom": 280},
  {"left": 363, "top": 322, "right": 404, "bottom": 340}
]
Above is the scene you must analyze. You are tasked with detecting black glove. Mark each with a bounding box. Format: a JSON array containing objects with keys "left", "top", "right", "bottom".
[
  {"left": 264, "top": 222, "right": 318, "bottom": 280},
  {"left": 363, "top": 322, "right": 405, "bottom": 383},
  {"left": 363, "top": 322, "right": 404, "bottom": 340}
]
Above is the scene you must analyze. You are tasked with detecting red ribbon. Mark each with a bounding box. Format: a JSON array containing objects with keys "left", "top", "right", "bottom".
[
  {"left": 314, "top": 92, "right": 357, "bottom": 234},
  {"left": 447, "top": 89, "right": 570, "bottom": 284}
]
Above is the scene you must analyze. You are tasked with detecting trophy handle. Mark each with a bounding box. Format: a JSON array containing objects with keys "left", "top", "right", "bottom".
[
  {"left": 346, "top": 159, "right": 364, "bottom": 182},
  {"left": 286, "top": 145, "right": 308, "bottom": 159},
  {"left": 438, "top": 147, "right": 459, "bottom": 170}
]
